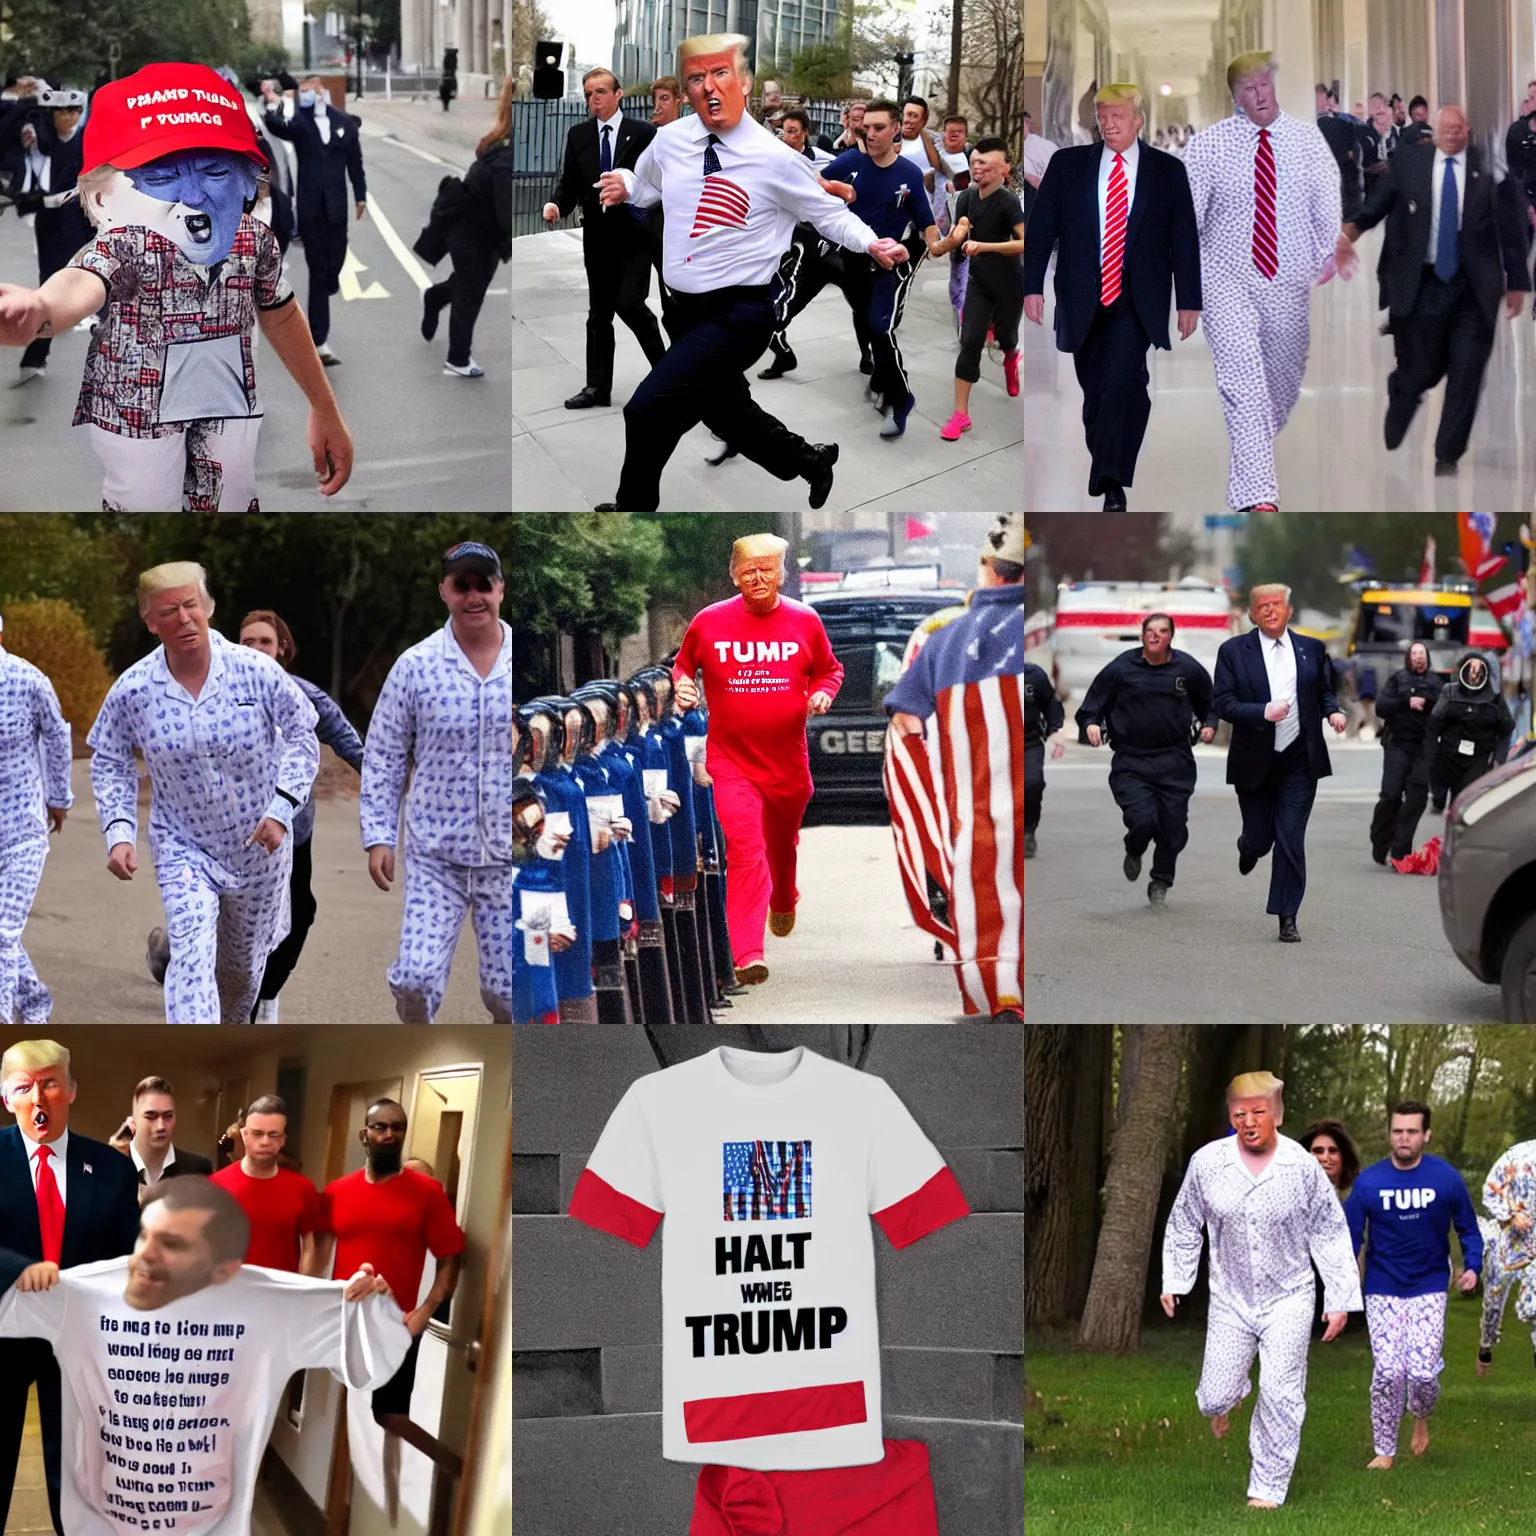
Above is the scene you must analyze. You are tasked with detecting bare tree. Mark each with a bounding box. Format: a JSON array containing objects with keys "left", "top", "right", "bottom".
[
  {"left": 511, "top": 0, "right": 554, "bottom": 70},
  {"left": 1025, "top": 1025, "right": 1075, "bottom": 1328},
  {"left": 961, "top": 0, "right": 1023, "bottom": 145}
]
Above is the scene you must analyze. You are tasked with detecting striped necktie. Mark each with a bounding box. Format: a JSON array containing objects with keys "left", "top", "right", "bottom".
[
  {"left": 1100, "top": 152, "right": 1127, "bottom": 306},
  {"left": 703, "top": 133, "right": 722, "bottom": 176},
  {"left": 1253, "top": 127, "right": 1278, "bottom": 279}
]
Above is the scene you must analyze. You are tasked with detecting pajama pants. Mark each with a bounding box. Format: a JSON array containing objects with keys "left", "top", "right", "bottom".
[
  {"left": 89, "top": 417, "right": 262, "bottom": 512},
  {"left": 948, "top": 256, "right": 969, "bottom": 332},
  {"left": 0, "top": 838, "right": 49, "bottom": 1025},
  {"left": 1365, "top": 1292, "right": 1446, "bottom": 1457},
  {"left": 690, "top": 1439, "right": 938, "bottom": 1535},
  {"left": 1196, "top": 1290, "right": 1314, "bottom": 1505},
  {"left": 710, "top": 772, "right": 813, "bottom": 969},
  {"left": 1479, "top": 1240, "right": 1536, "bottom": 1351},
  {"left": 1201, "top": 272, "right": 1313, "bottom": 509},
  {"left": 159, "top": 844, "right": 292, "bottom": 1024},
  {"left": 387, "top": 851, "right": 513, "bottom": 1024}
]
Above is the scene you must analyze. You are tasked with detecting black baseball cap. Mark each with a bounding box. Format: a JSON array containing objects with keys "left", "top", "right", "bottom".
[{"left": 443, "top": 540, "right": 503, "bottom": 580}]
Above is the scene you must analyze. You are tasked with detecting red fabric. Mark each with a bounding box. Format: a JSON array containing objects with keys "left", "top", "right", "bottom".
[
  {"left": 1253, "top": 128, "right": 1277, "bottom": 278},
  {"left": 1390, "top": 835, "right": 1441, "bottom": 875},
  {"left": 33, "top": 1146, "right": 63, "bottom": 1265},
  {"left": 320, "top": 1168, "right": 465, "bottom": 1308},
  {"left": 210, "top": 1164, "right": 322, "bottom": 1272},
  {"left": 710, "top": 773, "right": 813, "bottom": 967},
  {"left": 872, "top": 1167, "right": 970, "bottom": 1249},
  {"left": 883, "top": 727, "right": 958, "bottom": 950},
  {"left": 689, "top": 1439, "right": 939, "bottom": 1536},
  {"left": 684, "top": 1381, "right": 866, "bottom": 1444},
  {"left": 672, "top": 596, "right": 844, "bottom": 793},
  {"left": 568, "top": 1168, "right": 663, "bottom": 1247},
  {"left": 1100, "top": 151, "right": 1127, "bottom": 305}
]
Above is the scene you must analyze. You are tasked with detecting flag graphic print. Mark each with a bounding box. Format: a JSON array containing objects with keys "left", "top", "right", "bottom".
[
  {"left": 722, "top": 1140, "right": 812, "bottom": 1221},
  {"left": 690, "top": 175, "right": 751, "bottom": 238}
]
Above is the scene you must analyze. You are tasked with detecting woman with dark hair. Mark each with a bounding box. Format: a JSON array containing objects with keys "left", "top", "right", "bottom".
[{"left": 1300, "top": 1118, "right": 1362, "bottom": 1200}]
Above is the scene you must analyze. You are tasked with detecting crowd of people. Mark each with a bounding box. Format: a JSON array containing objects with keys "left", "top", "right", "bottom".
[
  {"left": 541, "top": 30, "right": 1023, "bottom": 509},
  {"left": 0, "top": 540, "right": 512, "bottom": 1026},
  {"left": 1023, "top": 51, "right": 1536, "bottom": 511},
  {"left": 0, "top": 1037, "right": 464, "bottom": 1534}
]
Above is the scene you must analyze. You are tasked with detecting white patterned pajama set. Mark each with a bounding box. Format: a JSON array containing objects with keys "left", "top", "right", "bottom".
[
  {"left": 1482, "top": 1140, "right": 1536, "bottom": 1352},
  {"left": 87, "top": 631, "right": 319, "bottom": 1023},
  {"left": 1163, "top": 1134, "right": 1361, "bottom": 1505},
  {"left": 360, "top": 618, "right": 513, "bottom": 1024},
  {"left": 0, "top": 652, "right": 73, "bottom": 1024},
  {"left": 1183, "top": 111, "right": 1341, "bottom": 509}
]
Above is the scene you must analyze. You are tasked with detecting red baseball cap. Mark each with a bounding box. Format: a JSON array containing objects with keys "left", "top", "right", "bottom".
[{"left": 82, "top": 63, "right": 268, "bottom": 175}]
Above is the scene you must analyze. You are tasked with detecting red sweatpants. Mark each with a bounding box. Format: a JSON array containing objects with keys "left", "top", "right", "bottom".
[
  {"left": 710, "top": 771, "right": 812, "bottom": 968},
  {"left": 689, "top": 1439, "right": 939, "bottom": 1536}
]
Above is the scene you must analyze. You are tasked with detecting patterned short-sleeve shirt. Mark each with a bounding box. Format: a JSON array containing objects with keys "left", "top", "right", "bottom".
[{"left": 67, "top": 214, "right": 294, "bottom": 438}]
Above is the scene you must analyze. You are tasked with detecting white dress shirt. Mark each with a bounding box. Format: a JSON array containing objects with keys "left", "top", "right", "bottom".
[
  {"left": 1261, "top": 629, "right": 1299, "bottom": 751},
  {"left": 19, "top": 1126, "right": 69, "bottom": 1207},
  {"left": 618, "top": 112, "right": 879, "bottom": 292},
  {"left": 1022, "top": 133, "right": 1058, "bottom": 182},
  {"left": 1096, "top": 137, "right": 1141, "bottom": 249},
  {"left": 596, "top": 106, "right": 623, "bottom": 165},
  {"left": 1428, "top": 146, "right": 1466, "bottom": 260},
  {"left": 130, "top": 1141, "right": 176, "bottom": 1187}
]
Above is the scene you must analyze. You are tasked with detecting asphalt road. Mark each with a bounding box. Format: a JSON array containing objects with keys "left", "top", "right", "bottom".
[
  {"left": 0, "top": 110, "right": 510, "bottom": 511},
  {"left": 24, "top": 761, "right": 495, "bottom": 1024},
  {"left": 1025, "top": 741, "right": 1501, "bottom": 1025}
]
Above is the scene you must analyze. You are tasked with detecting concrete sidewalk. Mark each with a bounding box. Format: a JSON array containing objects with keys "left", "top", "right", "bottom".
[
  {"left": 352, "top": 94, "right": 500, "bottom": 170},
  {"left": 512, "top": 227, "right": 1022, "bottom": 512}
]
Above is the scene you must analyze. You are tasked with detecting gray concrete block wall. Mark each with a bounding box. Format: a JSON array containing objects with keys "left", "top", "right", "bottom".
[{"left": 513, "top": 1024, "right": 1023, "bottom": 1535}]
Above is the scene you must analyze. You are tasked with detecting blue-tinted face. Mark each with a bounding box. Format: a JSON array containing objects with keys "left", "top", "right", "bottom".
[{"left": 121, "top": 148, "right": 258, "bottom": 262}]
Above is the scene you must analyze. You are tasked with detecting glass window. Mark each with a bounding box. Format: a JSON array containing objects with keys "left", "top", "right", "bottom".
[
  {"left": 1354, "top": 603, "right": 1469, "bottom": 648},
  {"left": 826, "top": 641, "right": 907, "bottom": 711}
]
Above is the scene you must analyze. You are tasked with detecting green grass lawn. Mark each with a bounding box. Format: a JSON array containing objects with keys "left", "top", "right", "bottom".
[{"left": 1025, "top": 1299, "right": 1536, "bottom": 1533}]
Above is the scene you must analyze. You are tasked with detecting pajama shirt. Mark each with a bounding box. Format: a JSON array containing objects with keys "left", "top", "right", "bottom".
[
  {"left": 360, "top": 618, "right": 513, "bottom": 1024},
  {"left": 1480, "top": 1141, "right": 1536, "bottom": 1349},
  {"left": 87, "top": 631, "right": 319, "bottom": 1024},
  {"left": 1183, "top": 111, "right": 1341, "bottom": 509},
  {"left": 1163, "top": 1134, "right": 1361, "bottom": 1505},
  {"left": 1345, "top": 1155, "right": 1482, "bottom": 1458},
  {"left": 0, "top": 652, "right": 73, "bottom": 1024}
]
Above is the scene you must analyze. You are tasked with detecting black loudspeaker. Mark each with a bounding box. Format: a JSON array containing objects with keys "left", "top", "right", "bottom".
[{"left": 533, "top": 40, "right": 563, "bottom": 100}]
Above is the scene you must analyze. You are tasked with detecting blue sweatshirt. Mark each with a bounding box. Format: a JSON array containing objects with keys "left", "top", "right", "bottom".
[
  {"left": 823, "top": 148, "right": 934, "bottom": 243},
  {"left": 1344, "top": 1154, "right": 1484, "bottom": 1297}
]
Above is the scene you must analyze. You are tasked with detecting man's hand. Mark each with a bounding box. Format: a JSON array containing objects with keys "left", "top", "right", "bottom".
[
  {"left": 1505, "top": 290, "right": 1525, "bottom": 320},
  {"left": 308, "top": 406, "right": 353, "bottom": 497},
  {"left": 550, "top": 932, "right": 574, "bottom": 952},
  {"left": 1085, "top": 724, "right": 1104, "bottom": 747},
  {"left": 368, "top": 845, "right": 396, "bottom": 892},
  {"left": 596, "top": 171, "right": 629, "bottom": 207},
  {"left": 109, "top": 1118, "right": 134, "bottom": 1154},
  {"left": 0, "top": 284, "right": 47, "bottom": 348},
  {"left": 404, "top": 1303, "right": 436, "bottom": 1337},
  {"left": 1024, "top": 294, "right": 1045, "bottom": 326},
  {"left": 542, "top": 202, "right": 560, "bottom": 225},
  {"left": 46, "top": 806, "right": 67, "bottom": 834},
  {"left": 355, "top": 201, "right": 367, "bottom": 221},
  {"left": 1328, "top": 711, "right": 1348, "bottom": 734},
  {"left": 259, "top": 79, "right": 280, "bottom": 102},
  {"left": 1408, "top": 694, "right": 1426, "bottom": 711},
  {"left": 1321, "top": 1311, "right": 1348, "bottom": 1342},
  {"left": 1159, "top": 1293, "right": 1177, "bottom": 1318},
  {"left": 891, "top": 712, "right": 924, "bottom": 737},
  {"left": 341, "top": 1263, "right": 395, "bottom": 1303},
  {"left": 248, "top": 817, "right": 288, "bottom": 853},
  {"left": 592, "top": 825, "right": 611, "bottom": 853},
  {"left": 961, "top": 239, "right": 983, "bottom": 257},
  {"left": 1199, "top": 725, "right": 1216, "bottom": 743},
  {"left": 1334, "top": 233, "right": 1359, "bottom": 279},
  {"left": 808, "top": 690, "right": 833, "bottom": 716},
  {"left": 868, "top": 237, "right": 906, "bottom": 269},
  {"left": 1514, "top": 1213, "right": 1533, "bottom": 1233},
  {"left": 817, "top": 175, "right": 856, "bottom": 204},
  {"left": 1263, "top": 701, "right": 1291, "bottom": 723},
  {"left": 674, "top": 676, "right": 700, "bottom": 711},
  {"left": 1177, "top": 309, "right": 1199, "bottom": 341},
  {"left": 107, "top": 841, "right": 137, "bottom": 881},
  {"left": 16, "top": 1262, "right": 59, "bottom": 1293},
  {"left": 1457, "top": 1268, "right": 1479, "bottom": 1293}
]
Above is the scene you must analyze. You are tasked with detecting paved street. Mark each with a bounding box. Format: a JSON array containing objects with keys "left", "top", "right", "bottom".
[
  {"left": 1025, "top": 741, "right": 1500, "bottom": 1025},
  {"left": 0, "top": 97, "right": 509, "bottom": 511},
  {"left": 512, "top": 227, "right": 1022, "bottom": 512}
]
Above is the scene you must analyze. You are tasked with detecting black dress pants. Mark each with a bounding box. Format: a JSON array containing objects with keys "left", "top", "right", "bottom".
[
  {"left": 1073, "top": 293, "right": 1152, "bottom": 494},
  {"left": 1109, "top": 748, "right": 1196, "bottom": 886},
  {"left": 0, "top": 1340, "right": 63, "bottom": 1533},
  {"left": 1370, "top": 744, "right": 1420, "bottom": 859},
  {"left": 1024, "top": 743, "right": 1045, "bottom": 833},
  {"left": 1236, "top": 740, "right": 1317, "bottom": 918},
  {"left": 1386, "top": 267, "right": 1496, "bottom": 464},
  {"left": 256, "top": 835, "right": 317, "bottom": 1004},
  {"left": 585, "top": 230, "right": 666, "bottom": 393},
  {"left": 300, "top": 218, "right": 348, "bottom": 347}
]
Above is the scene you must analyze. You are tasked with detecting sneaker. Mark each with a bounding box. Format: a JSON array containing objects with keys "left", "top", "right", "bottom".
[
  {"left": 878, "top": 405, "right": 900, "bottom": 437},
  {"left": 13, "top": 365, "right": 44, "bottom": 384},
  {"left": 146, "top": 926, "right": 170, "bottom": 986},
  {"left": 1123, "top": 850, "right": 1142, "bottom": 881},
  {"left": 1148, "top": 880, "right": 1168, "bottom": 905},
  {"left": 444, "top": 359, "right": 485, "bottom": 377},
  {"left": 734, "top": 962, "right": 770, "bottom": 985},
  {"left": 940, "top": 411, "right": 972, "bottom": 441},
  {"left": 1004, "top": 349, "right": 1020, "bottom": 397},
  {"left": 768, "top": 911, "right": 795, "bottom": 937},
  {"left": 253, "top": 996, "right": 281, "bottom": 1023},
  {"left": 316, "top": 343, "right": 341, "bottom": 366},
  {"left": 880, "top": 392, "right": 914, "bottom": 438}
]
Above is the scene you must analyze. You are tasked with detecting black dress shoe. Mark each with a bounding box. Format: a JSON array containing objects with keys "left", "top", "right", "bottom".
[
  {"left": 1148, "top": 880, "right": 1168, "bottom": 905},
  {"left": 1123, "top": 850, "right": 1142, "bottom": 882},
  {"left": 1102, "top": 481, "right": 1127, "bottom": 512},
  {"left": 594, "top": 503, "right": 620, "bottom": 510},
  {"left": 1025, "top": 832, "right": 1037, "bottom": 858},
  {"left": 1278, "top": 915, "right": 1301, "bottom": 943},
  {"left": 859, "top": 355, "right": 874, "bottom": 375},
  {"left": 1435, "top": 458, "right": 1458, "bottom": 476},
  {"left": 758, "top": 351, "right": 797, "bottom": 379},
  {"left": 1384, "top": 403, "right": 1413, "bottom": 451},
  {"left": 564, "top": 386, "right": 611, "bottom": 409},
  {"left": 806, "top": 442, "right": 838, "bottom": 508},
  {"left": 1238, "top": 840, "right": 1257, "bottom": 876}
]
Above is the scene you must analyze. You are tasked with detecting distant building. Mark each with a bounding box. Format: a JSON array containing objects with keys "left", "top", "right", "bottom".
[{"left": 399, "top": 0, "right": 512, "bottom": 76}]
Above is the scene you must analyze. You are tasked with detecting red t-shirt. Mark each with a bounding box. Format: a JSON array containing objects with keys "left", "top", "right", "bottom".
[
  {"left": 320, "top": 1168, "right": 466, "bottom": 1310},
  {"left": 210, "top": 1163, "right": 323, "bottom": 1272},
  {"left": 672, "top": 596, "right": 844, "bottom": 790}
]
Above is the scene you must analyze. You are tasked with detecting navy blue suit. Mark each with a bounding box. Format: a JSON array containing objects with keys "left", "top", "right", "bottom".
[
  {"left": 0, "top": 1125, "right": 141, "bottom": 1533},
  {"left": 1024, "top": 140, "right": 1201, "bottom": 495},
  {"left": 1214, "top": 628, "right": 1340, "bottom": 919}
]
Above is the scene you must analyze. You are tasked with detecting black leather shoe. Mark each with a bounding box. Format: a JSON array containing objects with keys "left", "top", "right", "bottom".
[
  {"left": 806, "top": 442, "right": 838, "bottom": 508},
  {"left": 1238, "top": 840, "right": 1257, "bottom": 876},
  {"left": 1025, "top": 833, "right": 1037, "bottom": 858},
  {"left": 1102, "top": 481, "right": 1127, "bottom": 512},
  {"left": 1148, "top": 880, "right": 1168, "bottom": 905},
  {"left": 564, "top": 386, "right": 611, "bottom": 409},
  {"left": 1278, "top": 916, "right": 1300, "bottom": 943},
  {"left": 1384, "top": 403, "right": 1412, "bottom": 451},
  {"left": 1435, "top": 458, "right": 1458, "bottom": 476},
  {"left": 1123, "top": 850, "right": 1141, "bottom": 882},
  {"left": 758, "top": 351, "right": 797, "bottom": 379},
  {"left": 859, "top": 355, "right": 874, "bottom": 375},
  {"left": 594, "top": 503, "right": 620, "bottom": 510}
]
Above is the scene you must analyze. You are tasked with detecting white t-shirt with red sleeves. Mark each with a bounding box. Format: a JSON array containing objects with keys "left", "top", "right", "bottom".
[
  {"left": 671, "top": 595, "right": 844, "bottom": 793},
  {"left": 568, "top": 1046, "right": 970, "bottom": 1470}
]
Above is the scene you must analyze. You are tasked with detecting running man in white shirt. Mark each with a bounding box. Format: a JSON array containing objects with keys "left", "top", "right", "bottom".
[
  {"left": 361, "top": 542, "right": 513, "bottom": 1023},
  {"left": 592, "top": 31, "right": 909, "bottom": 512},
  {"left": 87, "top": 563, "right": 319, "bottom": 1024}
]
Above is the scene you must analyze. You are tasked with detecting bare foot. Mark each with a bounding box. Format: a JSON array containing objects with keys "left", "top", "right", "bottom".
[
  {"left": 1411, "top": 1417, "right": 1429, "bottom": 1456},
  {"left": 1366, "top": 1454, "right": 1394, "bottom": 1469},
  {"left": 1211, "top": 1412, "right": 1229, "bottom": 1439},
  {"left": 1248, "top": 1498, "right": 1279, "bottom": 1508}
]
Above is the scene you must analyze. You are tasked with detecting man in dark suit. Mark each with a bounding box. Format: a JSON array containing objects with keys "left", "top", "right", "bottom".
[
  {"left": 1336, "top": 103, "right": 1530, "bottom": 475},
  {"left": 1213, "top": 584, "right": 1348, "bottom": 943},
  {"left": 542, "top": 67, "right": 667, "bottom": 408},
  {"left": 1023, "top": 82, "right": 1202, "bottom": 512},
  {"left": 1316, "top": 83, "right": 1364, "bottom": 219},
  {"left": 0, "top": 1040, "right": 141, "bottom": 1532},
  {"left": 259, "top": 76, "right": 368, "bottom": 367},
  {"left": 108, "top": 1077, "right": 213, "bottom": 1197}
]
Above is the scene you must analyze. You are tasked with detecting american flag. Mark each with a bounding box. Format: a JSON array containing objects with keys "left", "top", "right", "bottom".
[
  {"left": 690, "top": 175, "right": 750, "bottom": 239},
  {"left": 722, "top": 1140, "right": 811, "bottom": 1221}
]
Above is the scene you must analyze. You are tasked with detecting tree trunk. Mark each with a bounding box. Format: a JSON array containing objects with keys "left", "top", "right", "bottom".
[
  {"left": 1067, "top": 1026, "right": 1112, "bottom": 1315},
  {"left": 946, "top": 0, "right": 962, "bottom": 116},
  {"left": 1025, "top": 1025, "right": 1075, "bottom": 1328},
  {"left": 1448, "top": 1032, "right": 1483, "bottom": 1165},
  {"left": 1078, "top": 1025, "right": 1190, "bottom": 1354},
  {"left": 1116, "top": 1023, "right": 1142, "bottom": 1128}
]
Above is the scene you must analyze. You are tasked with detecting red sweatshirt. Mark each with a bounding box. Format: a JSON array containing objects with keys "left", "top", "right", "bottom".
[{"left": 672, "top": 595, "right": 844, "bottom": 791}]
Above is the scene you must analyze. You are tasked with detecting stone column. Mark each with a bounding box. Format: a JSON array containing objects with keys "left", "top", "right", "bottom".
[
  {"left": 1264, "top": 0, "right": 1317, "bottom": 121},
  {"left": 1463, "top": 0, "right": 1513, "bottom": 151},
  {"left": 1042, "top": 0, "right": 1077, "bottom": 144},
  {"left": 1434, "top": 0, "right": 1465, "bottom": 109}
]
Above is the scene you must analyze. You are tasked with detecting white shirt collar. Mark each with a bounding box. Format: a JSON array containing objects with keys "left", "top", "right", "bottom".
[
  {"left": 597, "top": 107, "right": 623, "bottom": 134},
  {"left": 1261, "top": 627, "right": 1293, "bottom": 652},
  {"left": 1435, "top": 145, "right": 1466, "bottom": 168},
  {"left": 19, "top": 1126, "right": 68, "bottom": 1162},
  {"left": 130, "top": 1141, "right": 176, "bottom": 1178}
]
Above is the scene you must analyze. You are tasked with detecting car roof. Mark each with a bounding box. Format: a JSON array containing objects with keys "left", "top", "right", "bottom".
[{"left": 809, "top": 593, "right": 963, "bottom": 623}]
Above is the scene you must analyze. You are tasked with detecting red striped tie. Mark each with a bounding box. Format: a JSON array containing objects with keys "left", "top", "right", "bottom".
[
  {"left": 1100, "top": 152, "right": 1128, "bottom": 305},
  {"left": 1253, "top": 127, "right": 1278, "bottom": 279}
]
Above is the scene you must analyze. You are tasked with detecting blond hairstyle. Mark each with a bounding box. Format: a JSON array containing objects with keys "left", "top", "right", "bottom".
[
  {"left": 1248, "top": 582, "right": 1292, "bottom": 611},
  {"left": 1, "top": 1040, "right": 73, "bottom": 1091},
  {"left": 1227, "top": 1070, "right": 1284, "bottom": 1104},
  {"left": 1095, "top": 83, "right": 1145, "bottom": 113},
  {"left": 730, "top": 533, "right": 790, "bottom": 574},
  {"left": 1228, "top": 51, "right": 1276, "bottom": 93},
  {"left": 679, "top": 33, "right": 753, "bottom": 89},
  {"left": 138, "top": 562, "right": 215, "bottom": 620}
]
